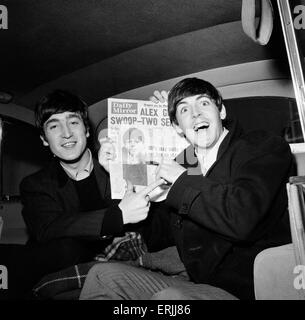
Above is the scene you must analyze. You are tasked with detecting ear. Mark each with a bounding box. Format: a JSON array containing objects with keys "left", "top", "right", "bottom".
[
  {"left": 40, "top": 135, "right": 49, "bottom": 147},
  {"left": 220, "top": 104, "right": 226, "bottom": 120},
  {"left": 173, "top": 123, "right": 184, "bottom": 136}
]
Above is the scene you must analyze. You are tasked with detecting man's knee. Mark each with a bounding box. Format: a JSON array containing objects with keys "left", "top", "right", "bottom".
[
  {"left": 89, "top": 262, "right": 128, "bottom": 282},
  {"left": 88, "top": 262, "right": 113, "bottom": 278},
  {"left": 151, "top": 287, "right": 190, "bottom": 300}
]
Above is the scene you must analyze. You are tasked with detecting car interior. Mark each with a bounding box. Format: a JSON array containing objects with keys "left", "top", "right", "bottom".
[{"left": 1, "top": 0, "right": 305, "bottom": 300}]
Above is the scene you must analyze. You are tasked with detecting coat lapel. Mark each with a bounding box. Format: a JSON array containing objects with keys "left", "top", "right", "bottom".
[
  {"left": 175, "top": 118, "right": 243, "bottom": 177},
  {"left": 53, "top": 160, "right": 80, "bottom": 212},
  {"left": 52, "top": 157, "right": 110, "bottom": 212},
  {"left": 92, "top": 158, "right": 111, "bottom": 199},
  {"left": 205, "top": 118, "right": 243, "bottom": 176}
]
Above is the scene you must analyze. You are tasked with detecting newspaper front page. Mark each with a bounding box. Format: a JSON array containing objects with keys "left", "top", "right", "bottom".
[{"left": 104, "top": 98, "right": 189, "bottom": 201}]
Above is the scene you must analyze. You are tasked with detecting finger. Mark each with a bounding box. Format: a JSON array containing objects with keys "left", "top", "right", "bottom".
[
  {"left": 99, "top": 149, "right": 111, "bottom": 160},
  {"left": 155, "top": 171, "right": 170, "bottom": 185},
  {"left": 140, "top": 178, "right": 165, "bottom": 195},
  {"left": 149, "top": 96, "right": 159, "bottom": 104},
  {"left": 154, "top": 159, "right": 164, "bottom": 177},
  {"left": 150, "top": 159, "right": 162, "bottom": 169},
  {"left": 154, "top": 166, "right": 171, "bottom": 185},
  {"left": 98, "top": 137, "right": 108, "bottom": 144},
  {"left": 153, "top": 90, "right": 165, "bottom": 103},
  {"left": 98, "top": 153, "right": 107, "bottom": 164},
  {"left": 161, "top": 90, "right": 169, "bottom": 102},
  {"left": 125, "top": 180, "right": 134, "bottom": 194},
  {"left": 106, "top": 150, "right": 115, "bottom": 159},
  {"left": 155, "top": 168, "right": 168, "bottom": 183},
  {"left": 156, "top": 157, "right": 163, "bottom": 168}
]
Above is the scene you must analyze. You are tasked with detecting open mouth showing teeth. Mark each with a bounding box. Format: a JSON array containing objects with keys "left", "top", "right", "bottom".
[
  {"left": 62, "top": 142, "right": 76, "bottom": 147},
  {"left": 193, "top": 123, "right": 209, "bottom": 132}
]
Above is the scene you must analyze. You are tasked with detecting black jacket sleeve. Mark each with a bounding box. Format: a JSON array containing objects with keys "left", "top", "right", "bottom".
[
  {"left": 20, "top": 177, "right": 124, "bottom": 243},
  {"left": 139, "top": 201, "right": 176, "bottom": 252},
  {"left": 166, "top": 136, "right": 294, "bottom": 242}
]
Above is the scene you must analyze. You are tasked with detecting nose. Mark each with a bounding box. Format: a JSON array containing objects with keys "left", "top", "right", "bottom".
[
  {"left": 61, "top": 122, "right": 72, "bottom": 138},
  {"left": 191, "top": 103, "right": 202, "bottom": 118}
]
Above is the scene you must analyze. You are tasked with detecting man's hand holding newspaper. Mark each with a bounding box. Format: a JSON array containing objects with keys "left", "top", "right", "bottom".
[{"left": 118, "top": 179, "right": 165, "bottom": 224}]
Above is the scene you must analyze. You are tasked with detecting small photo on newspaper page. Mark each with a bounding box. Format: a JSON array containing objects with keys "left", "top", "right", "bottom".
[{"left": 105, "top": 98, "right": 189, "bottom": 201}]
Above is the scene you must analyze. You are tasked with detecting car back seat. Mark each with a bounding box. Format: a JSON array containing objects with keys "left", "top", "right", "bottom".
[
  {"left": 254, "top": 150, "right": 305, "bottom": 299},
  {"left": 0, "top": 201, "right": 28, "bottom": 244}
]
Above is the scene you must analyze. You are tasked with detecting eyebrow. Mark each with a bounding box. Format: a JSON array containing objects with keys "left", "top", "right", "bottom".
[
  {"left": 44, "top": 113, "right": 81, "bottom": 127},
  {"left": 44, "top": 118, "right": 59, "bottom": 127},
  {"left": 196, "top": 94, "right": 210, "bottom": 101},
  {"left": 67, "top": 113, "right": 82, "bottom": 120},
  {"left": 176, "top": 94, "right": 210, "bottom": 107}
]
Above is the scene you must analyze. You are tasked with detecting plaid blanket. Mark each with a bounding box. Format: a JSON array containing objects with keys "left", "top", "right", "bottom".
[
  {"left": 33, "top": 232, "right": 147, "bottom": 299},
  {"left": 32, "top": 261, "right": 98, "bottom": 299},
  {"left": 94, "top": 232, "right": 147, "bottom": 262},
  {"left": 33, "top": 233, "right": 186, "bottom": 299}
]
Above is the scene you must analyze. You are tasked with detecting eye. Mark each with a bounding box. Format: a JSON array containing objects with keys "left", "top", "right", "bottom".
[
  {"left": 49, "top": 124, "right": 58, "bottom": 130},
  {"left": 200, "top": 100, "right": 210, "bottom": 106},
  {"left": 70, "top": 120, "right": 80, "bottom": 125},
  {"left": 180, "top": 106, "right": 188, "bottom": 114}
]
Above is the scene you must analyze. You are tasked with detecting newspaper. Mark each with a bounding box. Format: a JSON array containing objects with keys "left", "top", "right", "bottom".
[{"left": 103, "top": 98, "right": 189, "bottom": 201}]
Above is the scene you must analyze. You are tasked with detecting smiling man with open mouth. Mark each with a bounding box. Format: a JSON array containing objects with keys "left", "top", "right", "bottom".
[
  {"left": 174, "top": 93, "right": 228, "bottom": 169},
  {"left": 80, "top": 77, "right": 295, "bottom": 301}
]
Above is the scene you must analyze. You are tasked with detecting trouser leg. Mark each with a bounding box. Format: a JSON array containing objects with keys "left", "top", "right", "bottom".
[
  {"left": 79, "top": 262, "right": 238, "bottom": 300},
  {"left": 151, "top": 284, "right": 238, "bottom": 300},
  {"left": 79, "top": 262, "right": 182, "bottom": 300}
]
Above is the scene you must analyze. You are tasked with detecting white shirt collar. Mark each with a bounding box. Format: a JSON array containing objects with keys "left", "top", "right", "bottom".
[
  {"left": 195, "top": 128, "right": 229, "bottom": 175},
  {"left": 60, "top": 149, "right": 93, "bottom": 181}
]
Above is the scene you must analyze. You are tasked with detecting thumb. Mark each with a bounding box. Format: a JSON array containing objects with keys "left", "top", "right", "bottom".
[
  {"left": 140, "top": 178, "right": 166, "bottom": 196},
  {"left": 125, "top": 180, "right": 134, "bottom": 194}
]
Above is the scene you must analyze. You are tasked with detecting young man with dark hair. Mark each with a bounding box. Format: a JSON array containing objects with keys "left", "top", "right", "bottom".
[
  {"left": 80, "top": 78, "right": 295, "bottom": 300},
  {"left": 16, "top": 89, "right": 160, "bottom": 297}
]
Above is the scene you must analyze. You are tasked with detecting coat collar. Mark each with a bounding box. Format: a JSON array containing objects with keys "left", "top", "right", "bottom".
[
  {"left": 176, "top": 117, "right": 243, "bottom": 175},
  {"left": 216, "top": 118, "right": 243, "bottom": 162},
  {"left": 50, "top": 156, "right": 109, "bottom": 199}
]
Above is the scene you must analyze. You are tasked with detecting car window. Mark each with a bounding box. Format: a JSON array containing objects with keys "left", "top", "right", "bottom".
[
  {"left": 0, "top": 116, "right": 50, "bottom": 199},
  {"left": 224, "top": 96, "right": 303, "bottom": 144}
]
